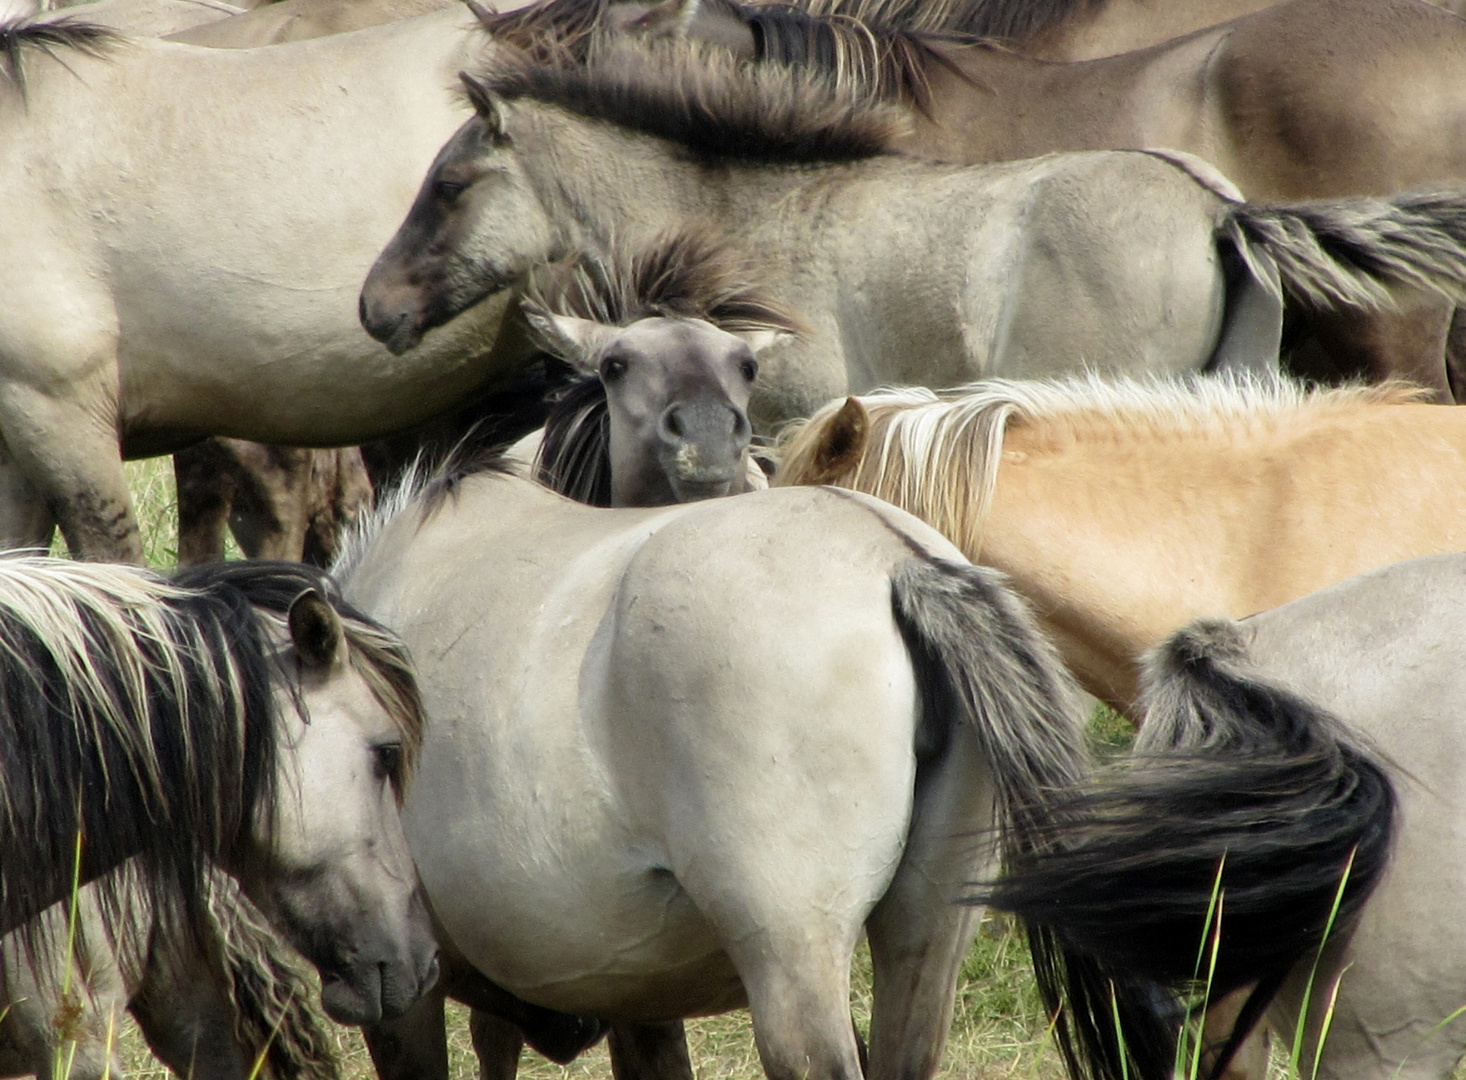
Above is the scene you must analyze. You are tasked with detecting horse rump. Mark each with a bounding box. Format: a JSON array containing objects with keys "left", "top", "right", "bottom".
[{"left": 978, "top": 617, "right": 1396, "bottom": 1080}]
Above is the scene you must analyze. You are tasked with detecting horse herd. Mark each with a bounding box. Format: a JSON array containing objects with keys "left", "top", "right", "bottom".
[{"left": 3, "top": 0, "right": 1466, "bottom": 1079}]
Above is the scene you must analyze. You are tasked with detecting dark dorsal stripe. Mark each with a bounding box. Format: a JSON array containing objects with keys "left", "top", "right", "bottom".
[{"left": 480, "top": 40, "right": 906, "bottom": 162}]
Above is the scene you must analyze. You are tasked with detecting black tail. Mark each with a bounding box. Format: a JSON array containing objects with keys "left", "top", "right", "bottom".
[
  {"left": 980, "top": 618, "right": 1396, "bottom": 1080},
  {"left": 890, "top": 556, "right": 1179, "bottom": 1080}
]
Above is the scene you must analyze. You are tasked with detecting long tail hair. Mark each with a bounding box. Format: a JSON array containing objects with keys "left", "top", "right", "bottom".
[
  {"left": 979, "top": 618, "right": 1396, "bottom": 1080},
  {"left": 1221, "top": 189, "right": 1466, "bottom": 309},
  {"left": 889, "top": 555, "right": 1178, "bottom": 1080}
]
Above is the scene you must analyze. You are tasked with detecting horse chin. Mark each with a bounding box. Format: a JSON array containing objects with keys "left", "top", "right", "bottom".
[
  {"left": 670, "top": 476, "right": 736, "bottom": 502},
  {"left": 318, "top": 950, "right": 441, "bottom": 1025}
]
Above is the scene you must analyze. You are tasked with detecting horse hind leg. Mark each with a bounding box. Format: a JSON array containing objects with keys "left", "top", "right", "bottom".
[
  {"left": 607, "top": 1022, "right": 694, "bottom": 1080},
  {"left": 865, "top": 721, "right": 994, "bottom": 1080}
]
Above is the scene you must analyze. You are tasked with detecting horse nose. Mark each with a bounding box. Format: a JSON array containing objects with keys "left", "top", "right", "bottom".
[{"left": 657, "top": 402, "right": 748, "bottom": 450}]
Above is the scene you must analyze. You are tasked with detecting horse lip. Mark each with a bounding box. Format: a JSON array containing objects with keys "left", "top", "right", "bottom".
[{"left": 383, "top": 318, "right": 424, "bottom": 356}]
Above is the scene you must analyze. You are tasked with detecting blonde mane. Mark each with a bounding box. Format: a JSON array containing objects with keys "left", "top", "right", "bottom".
[{"left": 775, "top": 374, "right": 1428, "bottom": 555}]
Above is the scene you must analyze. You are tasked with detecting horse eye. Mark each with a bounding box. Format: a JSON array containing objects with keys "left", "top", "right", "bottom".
[
  {"left": 740, "top": 357, "right": 759, "bottom": 382},
  {"left": 601, "top": 356, "right": 628, "bottom": 382},
  {"left": 434, "top": 179, "right": 468, "bottom": 202},
  {"left": 373, "top": 742, "right": 403, "bottom": 783}
]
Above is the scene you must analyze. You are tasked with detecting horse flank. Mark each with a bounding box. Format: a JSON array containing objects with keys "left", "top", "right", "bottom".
[
  {"left": 774, "top": 375, "right": 1430, "bottom": 556},
  {"left": 478, "top": 38, "right": 908, "bottom": 161},
  {"left": 0, "top": 18, "right": 119, "bottom": 98}
]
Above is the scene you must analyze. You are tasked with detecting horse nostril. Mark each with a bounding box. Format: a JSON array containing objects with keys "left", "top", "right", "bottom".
[
  {"left": 659, "top": 407, "right": 684, "bottom": 444},
  {"left": 732, "top": 409, "right": 751, "bottom": 445}
]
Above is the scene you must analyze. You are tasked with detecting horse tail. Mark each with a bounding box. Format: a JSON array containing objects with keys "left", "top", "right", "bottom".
[
  {"left": 981, "top": 618, "right": 1397, "bottom": 1080},
  {"left": 888, "top": 555, "right": 1179, "bottom": 1080},
  {"left": 208, "top": 873, "right": 340, "bottom": 1080},
  {"left": 1219, "top": 189, "right": 1466, "bottom": 309}
]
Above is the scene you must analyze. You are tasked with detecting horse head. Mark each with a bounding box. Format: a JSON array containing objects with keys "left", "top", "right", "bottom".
[
  {"left": 527, "top": 302, "right": 781, "bottom": 503},
  {"left": 359, "top": 77, "right": 553, "bottom": 355},
  {"left": 227, "top": 571, "right": 440, "bottom": 1026}
]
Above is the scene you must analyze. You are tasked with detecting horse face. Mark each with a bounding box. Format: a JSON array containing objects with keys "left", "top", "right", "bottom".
[
  {"left": 248, "top": 596, "right": 438, "bottom": 1026},
  {"left": 599, "top": 317, "right": 761, "bottom": 504},
  {"left": 360, "top": 104, "right": 552, "bottom": 356}
]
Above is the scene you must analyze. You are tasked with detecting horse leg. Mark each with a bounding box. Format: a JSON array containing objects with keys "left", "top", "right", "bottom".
[
  {"left": 222, "top": 440, "right": 314, "bottom": 561},
  {"left": 607, "top": 1022, "right": 694, "bottom": 1080},
  {"left": 468, "top": 1010, "right": 524, "bottom": 1080},
  {"left": 864, "top": 722, "right": 992, "bottom": 1080},
  {"left": 1290, "top": 295, "right": 1453, "bottom": 402},
  {"left": 362, "top": 979, "right": 451, "bottom": 1080},
  {"left": 0, "top": 385, "right": 141, "bottom": 562},
  {"left": 175, "top": 439, "right": 238, "bottom": 565},
  {"left": 1200, "top": 989, "right": 1270, "bottom": 1080},
  {"left": 302, "top": 447, "right": 374, "bottom": 568},
  {"left": 0, "top": 434, "right": 57, "bottom": 554}
]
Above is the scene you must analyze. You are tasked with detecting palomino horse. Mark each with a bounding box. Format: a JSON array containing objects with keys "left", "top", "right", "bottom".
[
  {"left": 988, "top": 553, "right": 1466, "bottom": 1080},
  {"left": 0, "top": 557, "right": 438, "bottom": 1027},
  {"left": 362, "top": 45, "right": 1466, "bottom": 433},
  {"left": 1, "top": 868, "right": 335, "bottom": 1080},
  {"left": 774, "top": 377, "right": 1466, "bottom": 712},
  {"left": 0, "top": 10, "right": 537, "bottom": 561},
  {"left": 335, "top": 454, "right": 1395, "bottom": 1080},
  {"left": 521, "top": 226, "right": 796, "bottom": 505}
]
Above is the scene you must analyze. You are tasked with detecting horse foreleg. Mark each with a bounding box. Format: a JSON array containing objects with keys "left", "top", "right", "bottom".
[
  {"left": 362, "top": 981, "right": 450, "bottom": 1080},
  {"left": 1201, "top": 988, "right": 1271, "bottom": 1080},
  {"left": 865, "top": 724, "right": 991, "bottom": 1080},
  {"left": 175, "top": 439, "right": 238, "bottom": 565},
  {"left": 0, "top": 435, "right": 56, "bottom": 555},
  {"left": 0, "top": 386, "right": 140, "bottom": 562},
  {"left": 607, "top": 1022, "right": 693, "bottom": 1080},
  {"left": 220, "top": 440, "right": 314, "bottom": 562}
]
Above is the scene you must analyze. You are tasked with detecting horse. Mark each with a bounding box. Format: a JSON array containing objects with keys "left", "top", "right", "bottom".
[
  {"left": 0, "top": 9, "right": 543, "bottom": 561},
  {"left": 772, "top": 376, "right": 1466, "bottom": 713},
  {"left": 772, "top": 374, "right": 1466, "bottom": 1080},
  {"left": 0, "top": 866, "right": 336, "bottom": 1080},
  {"left": 174, "top": 441, "right": 374, "bottom": 567},
  {"left": 361, "top": 43, "right": 1466, "bottom": 436},
  {"left": 0, "top": 556, "right": 438, "bottom": 1029},
  {"left": 985, "top": 552, "right": 1466, "bottom": 1080},
  {"left": 334, "top": 449, "right": 1108, "bottom": 1080},
  {"left": 35, "top": 0, "right": 245, "bottom": 36},
  {"left": 521, "top": 226, "right": 796, "bottom": 505},
  {"left": 489, "top": 0, "right": 1466, "bottom": 398}
]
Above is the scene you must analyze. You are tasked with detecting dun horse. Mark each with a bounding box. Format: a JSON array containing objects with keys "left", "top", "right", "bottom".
[
  {"left": 0, "top": 557, "right": 437, "bottom": 1027},
  {"left": 522, "top": 227, "right": 796, "bottom": 505},
  {"left": 989, "top": 553, "right": 1466, "bottom": 1080},
  {"left": 363, "top": 45, "right": 1466, "bottom": 434}
]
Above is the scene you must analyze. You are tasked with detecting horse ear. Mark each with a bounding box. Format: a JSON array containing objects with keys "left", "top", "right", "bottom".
[
  {"left": 459, "top": 73, "right": 508, "bottom": 141},
  {"left": 626, "top": 0, "right": 701, "bottom": 38},
  {"left": 288, "top": 589, "right": 345, "bottom": 671},
  {"left": 735, "top": 328, "right": 791, "bottom": 356},
  {"left": 810, "top": 397, "right": 869, "bottom": 483},
  {"left": 521, "top": 299, "right": 614, "bottom": 373},
  {"left": 464, "top": 0, "right": 498, "bottom": 31}
]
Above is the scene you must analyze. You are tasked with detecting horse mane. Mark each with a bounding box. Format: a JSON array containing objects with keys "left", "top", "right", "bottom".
[
  {"left": 791, "top": 0, "right": 1099, "bottom": 44},
  {"left": 524, "top": 225, "right": 800, "bottom": 504},
  {"left": 0, "top": 557, "right": 421, "bottom": 958},
  {"left": 775, "top": 375, "right": 1431, "bottom": 555},
  {"left": 480, "top": 39, "right": 907, "bottom": 161},
  {"left": 0, "top": 17, "right": 119, "bottom": 97}
]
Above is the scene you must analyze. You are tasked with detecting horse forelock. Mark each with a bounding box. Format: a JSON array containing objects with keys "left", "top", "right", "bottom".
[
  {"left": 525, "top": 224, "right": 804, "bottom": 335},
  {"left": 777, "top": 375, "right": 1430, "bottom": 558},
  {"left": 0, "top": 17, "right": 120, "bottom": 98},
  {"left": 479, "top": 39, "right": 907, "bottom": 162}
]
